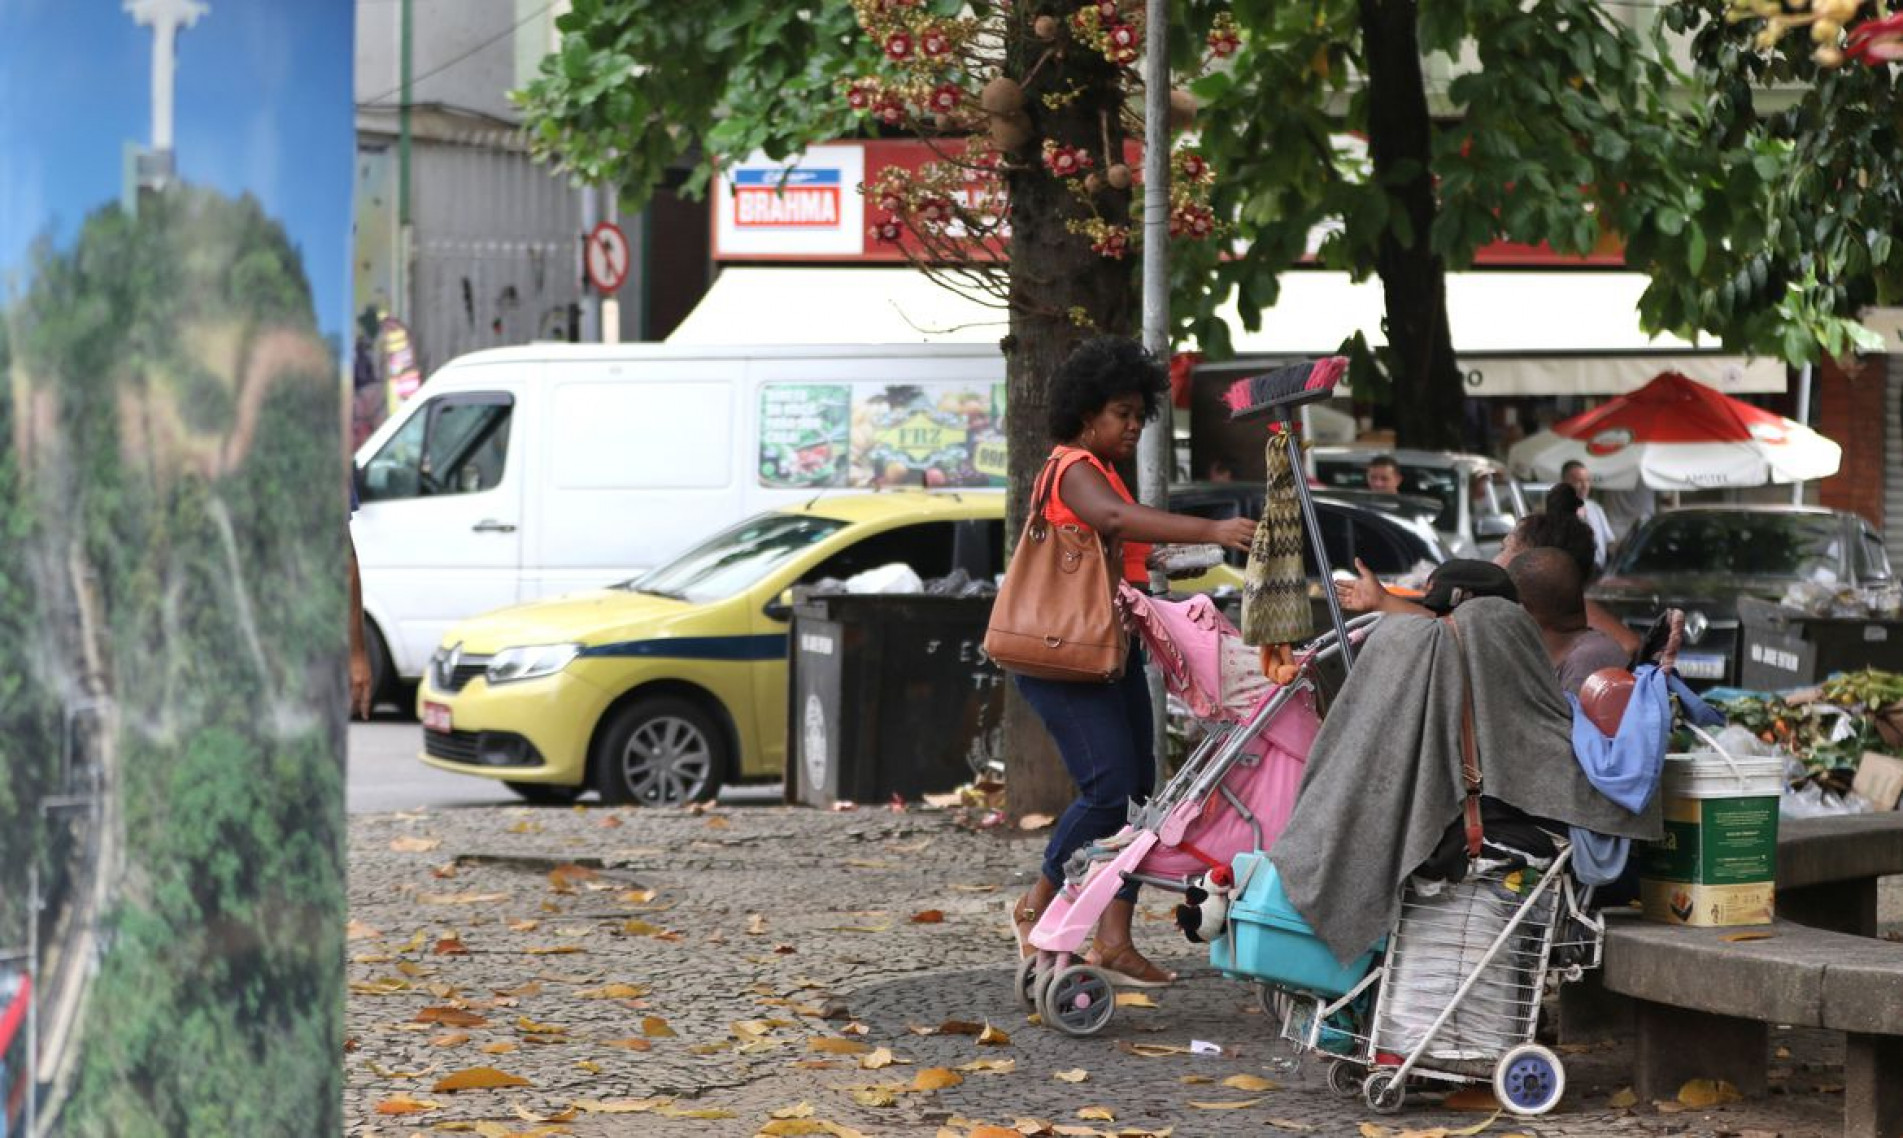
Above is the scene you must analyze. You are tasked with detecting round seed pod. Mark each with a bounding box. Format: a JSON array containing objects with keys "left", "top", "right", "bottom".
[
  {"left": 1105, "top": 163, "right": 1132, "bottom": 190},
  {"left": 981, "top": 76, "right": 1025, "bottom": 114},
  {"left": 1083, "top": 172, "right": 1105, "bottom": 194},
  {"left": 1033, "top": 15, "right": 1059, "bottom": 41},
  {"left": 1168, "top": 89, "right": 1197, "bottom": 130},
  {"left": 990, "top": 111, "right": 1034, "bottom": 151}
]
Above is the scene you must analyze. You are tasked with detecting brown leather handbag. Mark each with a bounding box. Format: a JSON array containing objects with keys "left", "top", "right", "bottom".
[{"left": 983, "top": 454, "right": 1128, "bottom": 683}]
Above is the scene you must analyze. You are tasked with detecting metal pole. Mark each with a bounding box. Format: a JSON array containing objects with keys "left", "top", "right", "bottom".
[
  {"left": 1284, "top": 411, "right": 1357, "bottom": 669},
  {"left": 1792, "top": 362, "right": 1813, "bottom": 505},
  {"left": 1139, "top": 0, "right": 1171, "bottom": 779}
]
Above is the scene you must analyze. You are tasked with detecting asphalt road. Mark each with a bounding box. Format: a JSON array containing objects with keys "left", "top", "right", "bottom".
[{"left": 345, "top": 720, "right": 786, "bottom": 814}]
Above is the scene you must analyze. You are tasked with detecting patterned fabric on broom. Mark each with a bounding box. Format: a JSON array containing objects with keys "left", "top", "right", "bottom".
[{"left": 1242, "top": 426, "right": 1313, "bottom": 647}]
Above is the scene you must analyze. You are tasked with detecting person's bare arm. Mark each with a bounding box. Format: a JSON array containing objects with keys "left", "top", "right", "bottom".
[
  {"left": 1057, "top": 462, "right": 1255, "bottom": 551},
  {"left": 1586, "top": 597, "right": 1641, "bottom": 657},
  {"left": 348, "top": 531, "right": 372, "bottom": 719},
  {"left": 1332, "top": 557, "right": 1430, "bottom": 616}
]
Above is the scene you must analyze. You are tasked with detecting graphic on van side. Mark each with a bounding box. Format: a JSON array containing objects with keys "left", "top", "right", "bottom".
[{"left": 759, "top": 382, "right": 1007, "bottom": 490}]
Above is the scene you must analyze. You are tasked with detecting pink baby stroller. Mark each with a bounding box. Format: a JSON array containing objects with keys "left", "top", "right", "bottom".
[{"left": 1015, "top": 582, "right": 1374, "bottom": 1037}]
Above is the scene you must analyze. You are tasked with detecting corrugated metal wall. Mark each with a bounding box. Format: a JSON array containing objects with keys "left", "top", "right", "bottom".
[{"left": 410, "top": 133, "right": 584, "bottom": 373}]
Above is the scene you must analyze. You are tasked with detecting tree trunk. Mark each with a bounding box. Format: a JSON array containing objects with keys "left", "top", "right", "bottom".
[
  {"left": 1360, "top": 0, "right": 1465, "bottom": 451},
  {"left": 998, "top": 6, "right": 1137, "bottom": 821}
]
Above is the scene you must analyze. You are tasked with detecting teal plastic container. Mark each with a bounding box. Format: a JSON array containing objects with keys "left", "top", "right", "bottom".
[{"left": 1212, "top": 852, "right": 1382, "bottom": 997}]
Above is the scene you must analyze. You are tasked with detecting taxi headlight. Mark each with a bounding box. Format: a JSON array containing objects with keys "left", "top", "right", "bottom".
[{"left": 485, "top": 643, "right": 582, "bottom": 685}]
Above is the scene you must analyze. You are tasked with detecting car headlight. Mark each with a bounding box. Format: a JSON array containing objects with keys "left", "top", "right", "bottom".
[{"left": 485, "top": 643, "right": 582, "bottom": 685}]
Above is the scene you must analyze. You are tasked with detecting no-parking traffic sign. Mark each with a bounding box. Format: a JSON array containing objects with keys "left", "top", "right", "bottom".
[{"left": 585, "top": 221, "right": 630, "bottom": 293}]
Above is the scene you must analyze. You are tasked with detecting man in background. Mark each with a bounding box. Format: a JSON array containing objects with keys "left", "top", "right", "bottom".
[
  {"left": 1366, "top": 453, "right": 1403, "bottom": 494},
  {"left": 1562, "top": 460, "right": 1618, "bottom": 570},
  {"left": 1507, "top": 546, "right": 1628, "bottom": 696}
]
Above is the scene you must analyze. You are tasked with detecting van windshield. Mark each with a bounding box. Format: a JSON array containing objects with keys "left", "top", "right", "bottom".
[{"left": 625, "top": 514, "right": 848, "bottom": 603}]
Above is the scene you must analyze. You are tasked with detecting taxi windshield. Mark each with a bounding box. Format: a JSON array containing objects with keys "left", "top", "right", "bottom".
[{"left": 626, "top": 514, "right": 847, "bottom": 603}]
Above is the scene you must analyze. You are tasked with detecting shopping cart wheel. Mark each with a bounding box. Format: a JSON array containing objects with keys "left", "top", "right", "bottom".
[
  {"left": 1012, "top": 955, "right": 1047, "bottom": 1014},
  {"left": 1362, "top": 1070, "right": 1405, "bottom": 1114},
  {"left": 1253, "top": 985, "right": 1288, "bottom": 1033},
  {"left": 1494, "top": 1043, "right": 1566, "bottom": 1116},
  {"left": 1326, "top": 1059, "right": 1364, "bottom": 1099},
  {"left": 1039, "top": 964, "right": 1117, "bottom": 1037}
]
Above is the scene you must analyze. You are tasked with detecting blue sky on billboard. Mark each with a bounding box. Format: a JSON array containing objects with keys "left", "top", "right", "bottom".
[{"left": 0, "top": 1, "right": 353, "bottom": 347}]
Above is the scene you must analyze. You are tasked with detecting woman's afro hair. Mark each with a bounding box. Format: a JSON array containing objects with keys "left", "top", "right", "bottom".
[{"left": 1045, "top": 336, "right": 1169, "bottom": 442}]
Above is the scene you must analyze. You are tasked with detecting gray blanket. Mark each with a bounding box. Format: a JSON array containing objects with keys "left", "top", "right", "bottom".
[{"left": 1270, "top": 597, "right": 1660, "bottom": 962}]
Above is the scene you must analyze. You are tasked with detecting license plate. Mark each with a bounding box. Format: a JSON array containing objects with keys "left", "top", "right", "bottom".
[
  {"left": 423, "top": 701, "right": 453, "bottom": 733},
  {"left": 1676, "top": 653, "right": 1727, "bottom": 681}
]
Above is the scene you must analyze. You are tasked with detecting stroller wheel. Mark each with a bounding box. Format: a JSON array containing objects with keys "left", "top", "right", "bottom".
[
  {"left": 1362, "top": 1070, "right": 1405, "bottom": 1115},
  {"left": 1326, "top": 1059, "right": 1364, "bottom": 1099},
  {"left": 1012, "top": 955, "right": 1047, "bottom": 1015},
  {"left": 1253, "top": 984, "right": 1287, "bottom": 1031},
  {"left": 1494, "top": 1043, "right": 1566, "bottom": 1116},
  {"left": 1039, "top": 965, "right": 1117, "bottom": 1037}
]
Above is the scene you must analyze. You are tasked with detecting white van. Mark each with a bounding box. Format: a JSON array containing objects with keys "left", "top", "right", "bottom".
[{"left": 350, "top": 342, "right": 1008, "bottom": 694}]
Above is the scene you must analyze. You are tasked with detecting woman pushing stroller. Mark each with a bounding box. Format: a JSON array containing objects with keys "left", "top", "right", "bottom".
[{"left": 1004, "top": 337, "right": 1256, "bottom": 988}]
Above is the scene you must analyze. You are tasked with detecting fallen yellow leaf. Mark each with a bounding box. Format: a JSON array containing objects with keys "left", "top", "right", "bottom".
[
  {"left": 1116, "top": 991, "right": 1159, "bottom": 1008},
  {"left": 1054, "top": 1068, "right": 1090, "bottom": 1083},
  {"left": 480, "top": 1043, "right": 517, "bottom": 1055},
  {"left": 346, "top": 919, "right": 382, "bottom": 941},
  {"left": 1360, "top": 1124, "right": 1393, "bottom": 1138},
  {"left": 413, "top": 1007, "right": 487, "bottom": 1028},
  {"left": 524, "top": 945, "right": 581, "bottom": 955},
  {"left": 748, "top": 913, "right": 770, "bottom": 935},
  {"left": 430, "top": 1031, "right": 470, "bottom": 1047},
  {"left": 955, "top": 1058, "right": 1016, "bottom": 1074},
  {"left": 913, "top": 1068, "right": 964, "bottom": 1091},
  {"left": 1019, "top": 813, "right": 1055, "bottom": 829},
  {"left": 1077, "top": 1105, "right": 1116, "bottom": 1121},
  {"left": 1677, "top": 1078, "right": 1743, "bottom": 1107},
  {"left": 860, "top": 1047, "right": 900, "bottom": 1069},
  {"left": 1221, "top": 1074, "right": 1279, "bottom": 1092},
  {"left": 431, "top": 1066, "right": 530, "bottom": 1092},
  {"left": 1720, "top": 930, "right": 1776, "bottom": 943},
  {"left": 809, "top": 1037, "right": 871, "bottom": 1055},
  {"left": 621, "top": 919, "right": 664, "bottom": 936},
  {"left": 976, "top": 1023, "right": 1011, "bottom": 1046},
  {"left": 578, "top": 982, "right": 649, "bottom": 999},
  {"left": 515, "top": 1016, "right": 567, "bottom": 1035},
  {"left": 657, "top": 1104, "right": 734, "bottom": 1119},
  {"left": 601, "top": 1038, "right": 651, "bottom": 1051},
  {"left": 1442, "top": 1112, "right": 1504, "bottom": 1136},
  {"left": 417, "top": 891, "right": 510, "bottom": 906},
  {"left": 850, "top": 1087, "right": 897, "bottom": 1107},
  {"left": 1608, "top": 1086, "right": 1638, "bottom": 1109},
  {"left": 772, "top": 1102, "right": 817, "bottom": 1120},
  {"left": 911, "top": 909, "right": 946, "bottom": 924},
  {"left": 575, "top": 1060, "right": 601, "bottom": 1074},
  {"left": 373, "top": 1095, "right": 441, "bottom": 1115},
  {"left": 1266, "top": 1120, "right": 1318, "bottom": 1132},
  {"left": 1189, "top": 1097, "right": 1265, "bottom": 1110},
  {"left": 390, "top": 835, "right": 442, "bottom": 852}
]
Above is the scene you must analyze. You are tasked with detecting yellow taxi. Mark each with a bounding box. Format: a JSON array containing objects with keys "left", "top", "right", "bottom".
[{"left": 417, "top": 492, "right": 1005, "bottom": 805}]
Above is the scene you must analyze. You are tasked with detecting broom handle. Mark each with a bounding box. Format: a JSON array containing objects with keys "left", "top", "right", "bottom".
[{"left": 1278, "top": 408, "right": 1356, "bottom": 670}]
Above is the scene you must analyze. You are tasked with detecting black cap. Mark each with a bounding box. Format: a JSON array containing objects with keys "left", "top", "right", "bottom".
[{"left": 1419, "top": 559, "right": 1518, "bottom": 614}]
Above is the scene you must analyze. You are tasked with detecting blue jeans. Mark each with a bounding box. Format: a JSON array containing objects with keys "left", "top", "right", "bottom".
[{"left": 1016, "top": 646, "right": 1154, "bottom": 902}]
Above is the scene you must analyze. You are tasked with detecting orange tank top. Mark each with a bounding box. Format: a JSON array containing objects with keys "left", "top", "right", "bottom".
[{"left": 1039, "top": 446, "right": 1153, "bottom": 586}]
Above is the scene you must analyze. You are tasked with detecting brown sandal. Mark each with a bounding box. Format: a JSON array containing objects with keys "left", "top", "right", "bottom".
[{"left": 1086, "top": 943, "right": 1177, "bottom": 988}]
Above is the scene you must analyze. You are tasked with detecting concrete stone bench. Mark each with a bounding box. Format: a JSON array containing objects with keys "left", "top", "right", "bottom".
[{"left": 1598, "top": 814, "right": 1903, "bottom": 1138}]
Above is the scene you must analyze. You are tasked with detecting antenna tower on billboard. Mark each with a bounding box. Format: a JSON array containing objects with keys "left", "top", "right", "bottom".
[{"left": 126, "top": 0, "right": 210, "bottom": 190}]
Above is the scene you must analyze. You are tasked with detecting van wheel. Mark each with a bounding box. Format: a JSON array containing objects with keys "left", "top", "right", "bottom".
[
  {"left": 592, "top": 696, "right": 726, "bottom": 807},
  {"left": 504, "top": 781, "right": 584, "bottom": 806},
  {"left": 363, "top": 619, "right": 393, "bottom": 711}
]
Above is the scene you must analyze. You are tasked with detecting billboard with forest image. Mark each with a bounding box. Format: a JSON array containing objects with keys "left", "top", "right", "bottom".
[{"left": 1, "top": 3, "right": 353, "bottom": 1132}]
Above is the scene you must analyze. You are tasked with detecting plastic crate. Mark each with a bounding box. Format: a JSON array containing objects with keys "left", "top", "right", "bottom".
[{"left": 1212, "top": 853, "right": 1381, "bottom": 997}]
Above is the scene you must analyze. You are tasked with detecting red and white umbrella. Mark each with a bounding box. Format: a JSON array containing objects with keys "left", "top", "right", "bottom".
[{"left": 1507, "top": 371, "right": 1841, "bottom": 490}]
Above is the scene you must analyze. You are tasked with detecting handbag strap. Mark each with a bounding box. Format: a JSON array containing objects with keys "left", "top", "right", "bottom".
[
  {"left": 1441, "top": 614, "right": 1485, "bottom": 859},
  {"left": 1027, "top": 453, "right": 1062, "bottom": 537}
]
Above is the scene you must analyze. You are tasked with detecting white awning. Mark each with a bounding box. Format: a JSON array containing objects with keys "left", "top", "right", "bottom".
[{"left": 669, "top": 267, "right": 1786, "bottom": 396}]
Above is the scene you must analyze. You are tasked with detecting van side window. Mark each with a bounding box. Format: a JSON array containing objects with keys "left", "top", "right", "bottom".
[
  {"left": 803, "top": 522, "right": 958, "bottom": 584},
  {"left": 361, "top": 394, "right": 513, "bottom": 502}
]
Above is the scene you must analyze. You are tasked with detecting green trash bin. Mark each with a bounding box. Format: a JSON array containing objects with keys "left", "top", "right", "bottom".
[{"left": 787, "top": 593, "right": 1004, "bottom": 808}]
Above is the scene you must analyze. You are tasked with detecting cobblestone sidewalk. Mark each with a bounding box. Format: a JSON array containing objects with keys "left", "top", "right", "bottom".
[{"left": 347, "top": 805, "right": 1849, "bottom": 1137}]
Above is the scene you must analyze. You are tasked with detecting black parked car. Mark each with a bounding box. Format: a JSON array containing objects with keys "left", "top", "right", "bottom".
[
  {"left": 1168, "top": 483, "right": 1449, "bottom": 582},
  {"left": 1589, "top": 506, "right": 1893, "bottom": 685}
]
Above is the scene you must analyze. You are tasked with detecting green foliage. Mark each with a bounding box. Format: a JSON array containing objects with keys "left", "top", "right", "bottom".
[
  {"left": 1633, "top": 1, "right": 1898, "bottom": 363},
  {"left": 1175, "top": 0, "right": 1689, "bottom": 376},
  {"left": 5, "top": 186, "right": 345, "bottom": 1134},
  {"left": 515, "top": 0, "right": 876, "bottom": 207}
]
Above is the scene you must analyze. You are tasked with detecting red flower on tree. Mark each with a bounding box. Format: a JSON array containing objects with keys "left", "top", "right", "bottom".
[
  {"left": 1106, "top": 23, "right": 1138, "bottom": 63},
  {"left": 1042, "top": 142, "right": 1093, "bottom": 178},
  {"left": 869, "top": 218, "right": 904, "bottom": 243},
  {"left": 883, "top": 31, "right": 913, "bottom": 61},
  {"left": 929, "top": 83, "right": 962, "bottom": 113},
  {"left": 1207, "top": 15, "right": 1241, "bottom": 58},
  {"left": 874, "top": 94, "right": 907, "bottom": 126},
  {"left": 921, "top": 28, "right": 952, "bottom": 57},
  {"left": 1095, "top": 0, "right": 1119, "bottom": 20},
  {"left": 1179, "top": 152, "right": 1208, "bottom": 180},
  {"left": 1846, "top": 12, "right": 1903, "bottom": 64},
  {"left": 845, "top": 79, "right": 879, "bottom": 111}
]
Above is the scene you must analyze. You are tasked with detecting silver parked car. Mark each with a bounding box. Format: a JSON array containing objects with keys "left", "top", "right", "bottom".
[{"left": 1310, "top": 446, "right": 1529, "bottom": 559}]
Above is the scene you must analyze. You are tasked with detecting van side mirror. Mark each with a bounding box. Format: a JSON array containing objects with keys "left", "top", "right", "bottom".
[{"left": 763, "top": 588, "right": 795, "bottom": 622}]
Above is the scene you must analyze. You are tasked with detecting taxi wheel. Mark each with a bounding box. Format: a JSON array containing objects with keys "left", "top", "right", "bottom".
[
  {"left": 363, "top": 619, "right": 392, "bottom": 708},
  {"left": 593, "top": 696, "right": 726, "bottom": 807}
]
